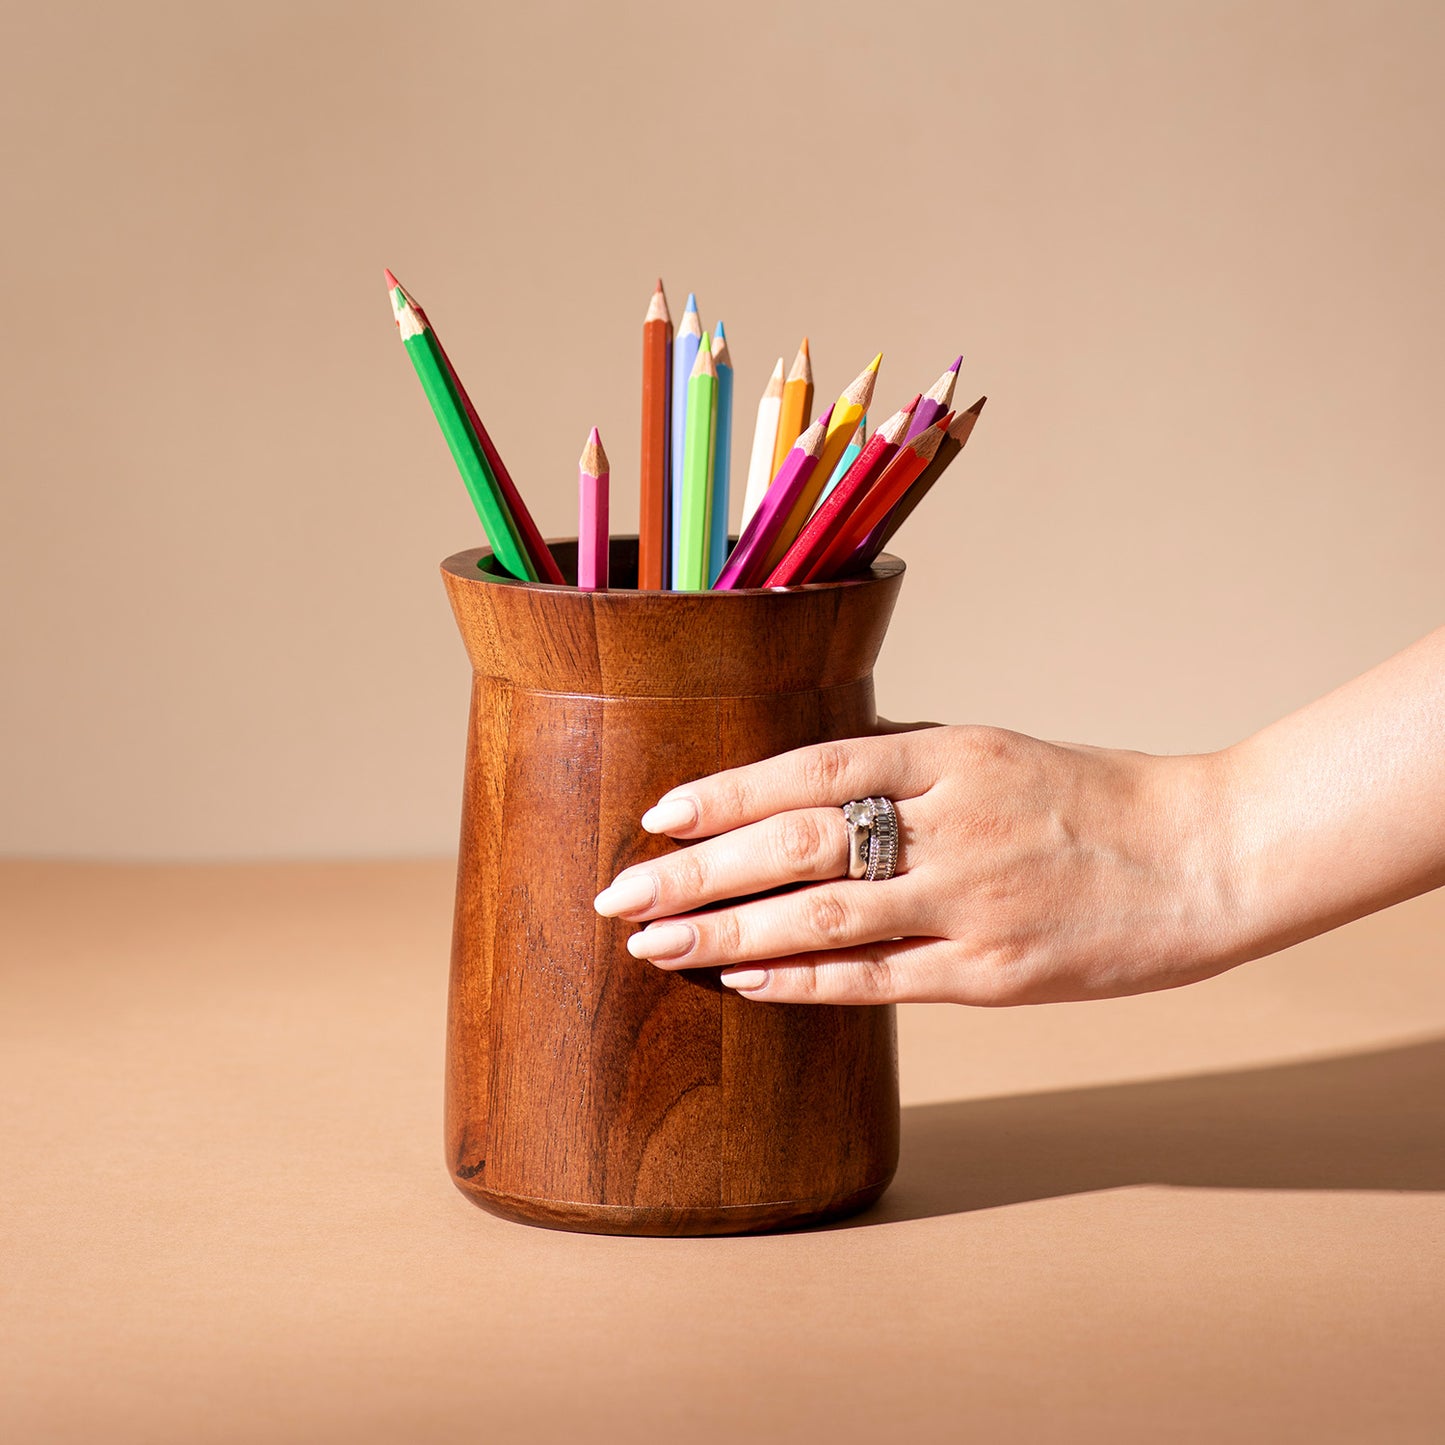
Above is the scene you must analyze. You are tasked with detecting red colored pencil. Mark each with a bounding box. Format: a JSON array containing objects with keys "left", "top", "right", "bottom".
[
  {"left": 851, "top": 397, "right": 986, "bottom": 568},
  {"left": 763, "top": 396, "right": 918, "bottom": 587},
  {"left": 804, "top": 415, "right": 952, "bottom": 582},
  {"left": 638, "top": 280, "right": 672, "bottom": 590},
  {"left": 384, "top": 270, "right": 564, "bottom": 584},
  {"left": 578, "top": 427, "right": 610, "bottom": 590}
]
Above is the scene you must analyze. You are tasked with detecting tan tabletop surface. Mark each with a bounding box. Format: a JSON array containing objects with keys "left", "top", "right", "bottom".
[{"left": 4, "top": 861, "right": 1443, "bottom": 1443}]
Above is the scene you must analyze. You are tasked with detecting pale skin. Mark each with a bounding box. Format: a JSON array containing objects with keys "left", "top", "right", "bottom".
[{"left": 592, "top": 626, "right": 1445, "bottom": 1005}]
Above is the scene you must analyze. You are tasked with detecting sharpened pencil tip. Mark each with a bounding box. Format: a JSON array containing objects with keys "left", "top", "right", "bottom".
[
  {"left": 655, "top": 278, "right": 665, "bottom": 293},
  {"left": 868, "top": 352, "right": 882, "bottom": 373},
  {"left": 800, "top": 337, "right": 811, "bottom": 358},
  {"left": 950, "top": 355, "right": 963, "bottom": 373},
  {"left": 684, "top": 292, "right": 698, "bottom": 312},
  {"left": 969, "top": 395, "right": 987, "bottom": 413},
  {"left": 383, "top": 268, "right": 399, "bottom": 290},
  {"left": 581, "top": 428, "right": 609, "bottom": 476},
  {"left": 714, "top": 318, "right": 726, "bottom": 340}
]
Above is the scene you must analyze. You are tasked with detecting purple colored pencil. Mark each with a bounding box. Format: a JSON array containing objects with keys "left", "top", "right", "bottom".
[
  {"left": 577, "top": 427, "right": 610, "bottom": 590},
  {"left": 713, "top": 407, "right": 833, "bottom": 590},
  {"left": 903, "top": 355, "right": 962, "bottom": 442}
]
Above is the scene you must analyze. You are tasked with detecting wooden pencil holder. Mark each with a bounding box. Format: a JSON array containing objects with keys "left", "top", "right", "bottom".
[{"left": 440, "top": 537, "right": 905, "bottom": 1235}]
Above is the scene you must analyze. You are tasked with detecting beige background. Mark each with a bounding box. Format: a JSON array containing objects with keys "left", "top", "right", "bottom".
[
  {"left": 3, "top": 0, "right": 1442, "bottom": 857},
  {"left": 5, "top": 5, "right": 1445, "bottom": 1442}
]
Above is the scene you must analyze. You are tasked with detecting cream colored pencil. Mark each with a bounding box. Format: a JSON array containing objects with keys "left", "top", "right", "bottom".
[{"left": 739, "top": 358, "right": 785, "bottom": 530}]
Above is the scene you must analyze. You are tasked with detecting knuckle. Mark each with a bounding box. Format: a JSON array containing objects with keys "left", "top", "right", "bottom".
[
  {"left": 803, "top": 889, "right": 855, "bottom": 947},
  {"left": 670, "top": 847, "right": 711, "bottom": 898},
  {"left": 774, "top": 813, "right": 825, "bottom": 871},
  {"left": 711, "top": 908, "right": 745, "bottom": 961},
  {"left": 801, "top": 742, "right": 851, "bottom": 796}
]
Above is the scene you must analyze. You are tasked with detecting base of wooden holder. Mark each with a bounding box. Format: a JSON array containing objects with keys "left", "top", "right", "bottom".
[{"left": 451, "top": 1172, "right": 896, "bottom": 1237}]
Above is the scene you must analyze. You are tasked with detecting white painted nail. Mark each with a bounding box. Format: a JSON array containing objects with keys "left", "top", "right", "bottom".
[
  {"left": 721, "top": 968, "right": 769, "bottom": 992},
  {"left": 593, "top": 873, "right": 658, "bottom": 917},
  {"left": 626, "top": 923, "right": 697, "bottom": 961},
  {"left": 641, "top": 796, "right": 699, "bottom": 834}
]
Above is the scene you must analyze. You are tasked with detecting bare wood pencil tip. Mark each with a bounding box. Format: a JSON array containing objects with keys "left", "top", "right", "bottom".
[
  {"left": 845, "top": 353, "right": 883, "bottom": 405},
  {"left": 691, "top": 342, "right": 718, "bottom": 379},
  {"left": 798, "top": 404, "right": 834, "bottom": 454},
  {"left": 581, "top": 427, "right": 609, "bottom": 476},
  {"left": 788, "top": 338, "right": 813, "bottom": 383},
  {"left": 711, "top": 326, "right": 732, "bottom": 368},
  {"left": 764, "top": 359, "right": 786, "bottom": 397},
  {"left": 644, "top": 280, "right": 672, "bottom": 324},
  {"left": 911, "top": 413, "right": 953, "bottom": 462}
]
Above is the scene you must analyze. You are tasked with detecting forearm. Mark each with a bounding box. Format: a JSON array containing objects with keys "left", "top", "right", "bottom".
[{"left": 1221, "top": 625, "right": 1445, "bottom": 961}]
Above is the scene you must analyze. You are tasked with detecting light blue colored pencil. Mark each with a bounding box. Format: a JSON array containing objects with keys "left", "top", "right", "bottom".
[
  {"left": 708, "top": 320, "right": 735, "bottom": 585},
  {"left": 669, "top": 292, "right": 702, "bottom": 586},
  {"left": 818, "top": 415, "right": 867, "bottom": 506}
]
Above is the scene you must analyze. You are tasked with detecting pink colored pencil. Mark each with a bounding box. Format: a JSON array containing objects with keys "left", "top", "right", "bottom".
[
  {"left": 577, "top": 427, "right": 609, "bottom": 590},
  {"left": 384, "top": 269, "right": 565, "bottom": 584},
  {"left": 763, "top": 397, "right": 919, "bottom": 587},
  {"left": 902, "top": 355, "right": 961, "bottom": 443},
  {"left": 713, "top": 408, "right": 833, "bottom": 590}
]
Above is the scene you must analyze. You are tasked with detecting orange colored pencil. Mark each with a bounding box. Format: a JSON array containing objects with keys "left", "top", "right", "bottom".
[
  {"left": 638, "top": 280, "right": 672, "bottom": 590},
  {"left": 769, "top": 338, "right": 813, "bottom": 478},
  {"left": 804, "top": 415, "right": 952, "bottom": 582}
]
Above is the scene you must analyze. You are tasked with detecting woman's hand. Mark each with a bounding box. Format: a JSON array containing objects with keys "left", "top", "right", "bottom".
[{"left": 593, "top": 725, "right": 1244, "bottom": 1005}]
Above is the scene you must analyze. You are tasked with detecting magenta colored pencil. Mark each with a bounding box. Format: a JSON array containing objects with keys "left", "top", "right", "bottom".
[
  {"left": 902, "top": 355, "right": 962, "bottom": 443},
  {"left": 713, "top": 407, "right": 833, "bottom": 590},
  {"left": 577, "top": 427, "right": 609, "bottom": 590}
]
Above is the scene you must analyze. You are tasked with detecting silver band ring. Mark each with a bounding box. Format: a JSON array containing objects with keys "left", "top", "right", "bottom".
[{"left": 842, "top": 797, "right": 900, "bottom": 883}]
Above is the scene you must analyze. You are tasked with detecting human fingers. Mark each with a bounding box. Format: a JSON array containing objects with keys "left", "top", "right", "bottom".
[
  {"left": 626, "top": 875, "right": 933, "bottom": 969},
  {"left": 595, "top": 807, "right": 852, "bottom": 921},
  {"left": 717, "top": 938, "right": 962, "bottom": 1004},
  {"left": 640, "top": 733, "right": 940, "bottom": 839}
]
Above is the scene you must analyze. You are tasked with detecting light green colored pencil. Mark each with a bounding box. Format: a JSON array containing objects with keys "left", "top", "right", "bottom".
[
  {"left": 388, "top": 285, "right": 537, "bottom": 581},
  {"left": 675, "top": 335, "right": 718, "bottom": 591}
]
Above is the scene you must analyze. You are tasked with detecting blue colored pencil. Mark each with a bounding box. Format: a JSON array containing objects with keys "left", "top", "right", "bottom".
[
  {"left": 708, "top": 320, "right": 735, "bottom": 585},
  {"left": 818, "top": 414, "right": 866, "bottom": 506},
  {"left": 669, "top": 293, "right": 702, "bottom": 585}
]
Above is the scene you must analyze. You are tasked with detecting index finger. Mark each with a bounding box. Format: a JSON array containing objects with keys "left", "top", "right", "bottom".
[{"left": 640, "top": 734, "right": 937, "bottom": 838}]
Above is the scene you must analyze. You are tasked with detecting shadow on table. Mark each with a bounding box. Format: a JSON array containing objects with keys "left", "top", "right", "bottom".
[{"left": 851, "top": 1035, "right": 1445, "bottom": 1224}]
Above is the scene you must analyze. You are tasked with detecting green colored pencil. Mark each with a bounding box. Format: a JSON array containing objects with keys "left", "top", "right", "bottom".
[
  {"left": 388, "top": 285, "right": 537, "bottom": 581},
  {"left": 675, "top": 334, "right": 718, "bottom": 590}
]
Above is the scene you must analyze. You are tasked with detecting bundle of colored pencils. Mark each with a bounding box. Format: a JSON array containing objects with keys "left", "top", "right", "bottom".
[{"left": 385, "top": 270, "right": 984, "bottom": 592}]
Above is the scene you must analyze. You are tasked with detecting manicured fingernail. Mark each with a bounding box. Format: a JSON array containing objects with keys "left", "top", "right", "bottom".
[
  {"left": 627, "top": 923, "right": 697, "bottom": 961},
  {"left": 721, "top": 968, "right": 769, "bottom": 993},
  {"left": 641, "top": 796, "right": 698, "bottom": 834},
  {"left": 594, "top": 873, "right": 658, "bottom": 917}
]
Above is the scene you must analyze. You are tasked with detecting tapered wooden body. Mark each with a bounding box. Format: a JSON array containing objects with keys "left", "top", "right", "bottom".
[{"left": 440, "top": 538, "right": 905, "bottom": 1235}]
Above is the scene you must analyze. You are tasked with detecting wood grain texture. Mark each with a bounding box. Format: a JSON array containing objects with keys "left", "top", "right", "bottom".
[{"left": 440, "top": 538, "right": 904, "bottom": 1235}]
